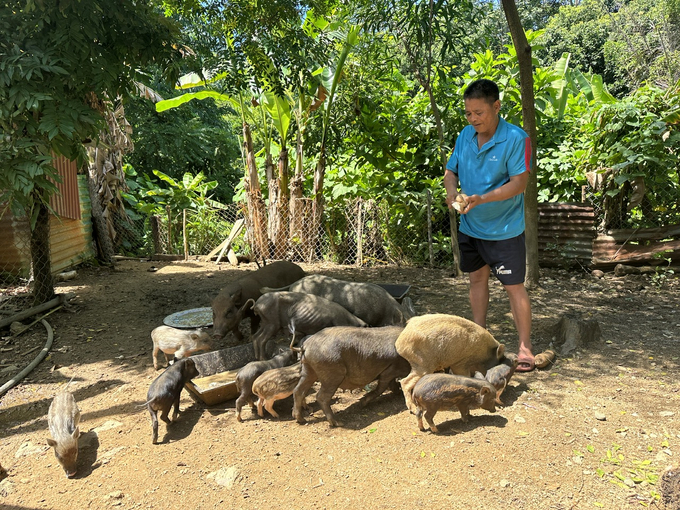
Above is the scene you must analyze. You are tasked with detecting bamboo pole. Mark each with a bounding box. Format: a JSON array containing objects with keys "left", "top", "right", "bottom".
[
  {"left": 426, "top": 190, "right": 434, "bottom": 267},
  {"left": 183, "top": 209, "right": 188, "bottom": 261}
]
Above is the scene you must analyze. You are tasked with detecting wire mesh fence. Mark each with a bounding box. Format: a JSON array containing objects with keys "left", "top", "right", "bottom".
[
  {"left": 108, "top": 194, "right": 454, "bottom": 267},
  {"left": 3, "top": 176, "right": 680, "bottom": 297}
]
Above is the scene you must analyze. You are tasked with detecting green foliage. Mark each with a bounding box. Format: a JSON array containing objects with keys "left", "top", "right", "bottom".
[
  {"left": 0, "top": 0, "right": 182, "bottom": 226},
  {"left": 121, "top": 164, "right": 234, "bottom": 255},
  {"left": 124, "top": 78, "right": 241, "bottom": 204},
  {"left": 605, "top": 0, "right": 680, "bottom": 91},
  {"left": 575, "top": 84, "right": 680, "bottom": 228}
]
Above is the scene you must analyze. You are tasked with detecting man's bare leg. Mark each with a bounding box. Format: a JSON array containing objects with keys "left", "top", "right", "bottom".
[
  {"left": 504, "top": 282, "right": 533, "bottom": 368},
  {"left": 469, "top": 265, "right": 491, "bottom": 329}
]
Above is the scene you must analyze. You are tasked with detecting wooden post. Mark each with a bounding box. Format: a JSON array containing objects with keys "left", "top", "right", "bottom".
[
  {"left": 183, "top": 209, "right": 188, "bottom": 261},
  {"left": 426, "top": 190, "right": 434, "bottom": 267},
  {"left": 166, "top": 205, "right": 173, "bottom": 253},
  {"left": 356, "top": 199, "right": 363, "bottom": 267},
  {"left": 150, "top": 216, "right": 161, "bottom": 254}
]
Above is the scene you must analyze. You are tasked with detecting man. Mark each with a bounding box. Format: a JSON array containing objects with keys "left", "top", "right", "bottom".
[{"left": 444, "top": 78, "right": 534, "bottom": 371}]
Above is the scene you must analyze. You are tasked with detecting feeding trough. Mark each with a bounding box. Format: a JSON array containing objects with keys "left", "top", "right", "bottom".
[
  {"left": 375, "top": 283, "right": 411, "bottom": 303},
  {"left": 184, "top": 343, "right": 256, "bottom": 405}
]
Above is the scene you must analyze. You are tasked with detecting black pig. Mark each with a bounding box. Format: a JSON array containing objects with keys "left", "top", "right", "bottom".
[
  {"left": 292, "top": 326, "right": 409, "bottom": 427},
  {"left": 146, "top": 358, "right": 199, "bottom": 444}
]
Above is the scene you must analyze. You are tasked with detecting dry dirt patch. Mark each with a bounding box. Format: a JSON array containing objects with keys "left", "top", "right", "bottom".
[{"left": 1, "top": 260, "right": 679, "bottom": 509}]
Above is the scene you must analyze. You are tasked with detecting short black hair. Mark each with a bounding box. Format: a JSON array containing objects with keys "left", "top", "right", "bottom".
[{"left": 463, "top": 79, "right": 499, "bottom": 104}]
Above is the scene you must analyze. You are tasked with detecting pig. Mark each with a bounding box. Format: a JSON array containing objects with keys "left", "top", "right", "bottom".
[
  {"left": 151, "top": 325, "right": 212, "bottom": 370},
  {"left": 264, "top": 274, "right": 410, "bottom": 327},
  {"left": 235, "top": 348, "right": 298, "bottom": 422},
  {"left": 474, "top": 352, "right": 518, "bottom": 405},
  {"left": 292, "top": 325, "right": 409, "bottom": 427},
  {"left": 46, "top": 392, "right": 81, "bottom": 478},
  {"left": 252, "top": 362, "right": 302, "bottom": 419},
  {"left": 250, "top": 291, "right": 367, "bottom": 360},
  {"left": 211, "top": 261, "right": 305, "bottom": 342},
  {"left": 395, "top": 314, "right": 505, "bottom": 414},
  {"left": 146, "top": 357, "right": 199, "bottom": 444},
  {"left": 412, "top": 373, "right": 497, "bottom": 433}
]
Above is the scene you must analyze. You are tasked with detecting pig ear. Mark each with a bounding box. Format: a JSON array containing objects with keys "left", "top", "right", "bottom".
[
  {"left": 190, "top": 333, "right": 199, "bottom": 341},
  {"left": 230, "top": 288, "right": 242, "bottom": 300},
  {"left": 47, "top": 438, "right": 57, "bottom": 447},
  {"left": 480, "top": 386, "right": 491, "bottom": 397},
  {"left": 73, "top": 427, "right": 80, "bottom": 439},
  {"left": 496, "top": 344, "right": 505, "bottom": 359}
]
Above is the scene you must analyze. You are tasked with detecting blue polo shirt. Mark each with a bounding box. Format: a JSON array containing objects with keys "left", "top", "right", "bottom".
[{"left": 446, "top": 117, "right": 531, "bottom": 241}]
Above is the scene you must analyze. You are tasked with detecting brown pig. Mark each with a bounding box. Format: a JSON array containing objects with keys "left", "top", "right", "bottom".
[
  {"left": 474, "top": 352, "right": 518, "bottom": 404},
  {"left": 211, "top": 261, "right": 305, "bottom": 342},
  {"left": 252, "top": 362, "right": 302, "bottom": 419},
  {"left": 235, "top": 348, "right": 298, "bottom": 422},
  {"left": 46, "top": 392, "right": 81, "bottom": 478},
  {"left": 395, "top": 314, "right": 505, "bottom": 413},
  {"left": 412, "top": 373, "right": 497, "bottom": 433},
  {"left": 151, "top": 325, "right": 211, "bottom": 370}
]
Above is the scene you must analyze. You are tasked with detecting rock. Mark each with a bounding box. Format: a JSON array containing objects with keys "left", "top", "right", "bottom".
[
  {"left": 207, "top": 466, "right": 240, "bottom": 488},
  {"left": 93, "top": 420, "right": 124, "bottom": 433},
  {"left": 624, "top": 477, "right": 636, "bottom": 488},
  {"left": 15, "top": 441, "right": 47, "bottom": 458},
  {"left": 514, "top": 415, "right": 526, "bottom": 423},
  {"left": 594, "top": 412, "right": 606, "bottom": 421},
  {"left": 591, "top": 270, "right": 604, "bottom": 279},
  {"left": 0, "top": 365, "right": 18, "bottom": 374},
  {"left": 660, "top": 411, "right": 675, "bottom": 417},
  {"left": 661, "top": 465, "right": 680, "bottom": 509},
  {"left": 9, "top": 322, "right": 27, "bottom": 335},
  {"left": 500, "top": 479, "right": 510, "bottom": 488},
  {"left": 552, "top": 313, "right": 602, "bottom": 356},
  {"left": 106, "top": 491, "right": 123, "bottom": 500}
]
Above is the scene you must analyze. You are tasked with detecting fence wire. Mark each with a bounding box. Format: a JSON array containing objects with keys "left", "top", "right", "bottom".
[{"left": 2, "top": 176, "right": 679, "bottom": 296}]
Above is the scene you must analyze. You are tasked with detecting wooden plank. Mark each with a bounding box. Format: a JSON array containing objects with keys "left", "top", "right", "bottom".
[
  {"left": 600, "top": 224, "right": 680, "bottom": 242},
  {"left": 205, "top": 218, "right": 245, "bottom": 261},
  {"left": 592, "top": 238, "right": 680, "bottom": 266}
]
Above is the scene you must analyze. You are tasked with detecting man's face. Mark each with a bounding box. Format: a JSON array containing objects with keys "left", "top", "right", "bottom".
[{"left": 464, "top": 97, "right": 501, "bottom": 138}]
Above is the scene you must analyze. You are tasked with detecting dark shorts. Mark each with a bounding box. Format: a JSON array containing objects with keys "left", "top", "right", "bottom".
[{"left": 458, "top": 232, "right": 526, "bottom": 285}]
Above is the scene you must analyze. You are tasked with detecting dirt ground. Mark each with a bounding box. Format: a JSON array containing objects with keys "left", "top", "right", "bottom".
[{"left": 1, "top": 259, "right": 679, "bottom": 509}]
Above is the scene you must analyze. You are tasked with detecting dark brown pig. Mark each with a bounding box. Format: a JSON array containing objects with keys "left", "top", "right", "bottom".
[
  {"left": 151, "top": 325, "right": 211, "bottom": 370},
  {"left": 234, "top": 348, "right": 298, "bottom": 422},
  {"left": 412, "top": 373, "right": 497, "bottom": 433},
  {"left": 250, "top": 292, "right": 367, "bottom": 360},
  {"left": 146, "top": 358, "right": 199, "bottom": 444},
  {"left": 292, "top": 326, "right": 409, "bottom": 427},
  {"left": 265, "top": 274, "right": 411, "bottom": 327},
  {"left": 46, "top": 392, "right": 81, "bottom": 478},
  {"left": 474, "top": 352, "right": 518, "bottom": 404},
  {"left": 252, "top": 362, "right": 302, "bottom": 419},
  {"left": 211, "top": 261, "right": 305, "bottom": 342},
  {"left": 395, "top": 314, "right": 505, "bottom": 413}
]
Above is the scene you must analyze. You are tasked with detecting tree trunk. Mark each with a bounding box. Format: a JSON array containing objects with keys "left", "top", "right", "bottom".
[
  {"left": 243, "top": 122, "right": 269, "bottom": 259},
  {"left": 274, "top": 148, "right": 290, "bottom": 259},
  {"left": 288, "top": 130, "right": 306, "bottom": 261},
  {"left": 310, "top": 147, "right": 326, "bottom": 262},
  {"left": 85, "top": 157, "right": 115, "bottom": 265},
  {"left": 29, "top": 195, "right": 55, "bottom": 305},
  {"left": 501, "top": 0, "right": 540, "bottom": 288}
]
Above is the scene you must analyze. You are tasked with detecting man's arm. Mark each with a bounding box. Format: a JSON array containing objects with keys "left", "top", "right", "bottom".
[
  {"left": 462, "top": 170, "right": 529, "bottom": 213},
  {"left": 443, "top": 169, "right": 460, "bottom": 209}
]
